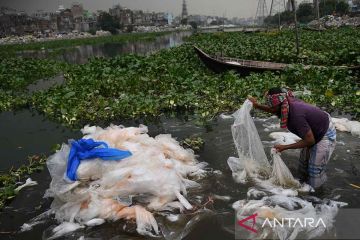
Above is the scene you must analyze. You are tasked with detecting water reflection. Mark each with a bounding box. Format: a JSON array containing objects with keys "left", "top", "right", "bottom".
[{"left": 17, "top": 31, "right": 192, "bottom": 64}]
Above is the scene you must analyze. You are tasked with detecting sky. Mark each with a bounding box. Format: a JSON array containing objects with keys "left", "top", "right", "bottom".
[{"left": 1, "top": 0, "right": 308, "bottom": 19}]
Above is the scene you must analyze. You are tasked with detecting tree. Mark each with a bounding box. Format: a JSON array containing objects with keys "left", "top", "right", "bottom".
[
  {"left": 319, "top": 0, "right": 337, "bottom": 16},
  {"left": 336, "top": 1, "right": 349, "bottom": 15},
  {"left": 209, "top": 20, "right": 220, "bottom": 25},
  {"left": 180, "top": 18, "right": 188, "bottom": 25},
  {"left": 189, "top": 21, "right": 198, "bottom": 29},
  {"left": 264, "top": 11, "right": 294, "bottom": 25},
  {"left": 97, "top": 12, "right": 119, "bottom": 34},
  {"left": 297, "top": 3, "right": 314, "bottom": 23},
  {"left": 319, "top": 0, "right": 349, "bottom": 16}
]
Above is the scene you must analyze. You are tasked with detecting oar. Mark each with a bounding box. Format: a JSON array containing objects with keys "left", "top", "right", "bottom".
[{"left": 349, "top": 183, "right": 360, "bottom": 189}]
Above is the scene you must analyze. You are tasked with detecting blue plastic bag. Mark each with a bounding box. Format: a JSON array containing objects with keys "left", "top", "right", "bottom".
[{"left": 66, "top": 138, "right": 132, "bottom": 181}]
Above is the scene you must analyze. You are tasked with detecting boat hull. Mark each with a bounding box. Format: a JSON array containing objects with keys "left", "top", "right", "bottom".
[{"left": 193, "top": 46, "right": 285, "bottom": 75}]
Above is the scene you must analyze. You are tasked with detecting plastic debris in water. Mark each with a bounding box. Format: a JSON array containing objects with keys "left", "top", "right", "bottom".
[
  {"left": 85, "top": 218, "right": 105, "bottom": 227},
  {"left": 332, "top": 117, "right": 360, "bottom": 137},
  {"left": 269, "top": 132, "right": 301, "bottom": 145},
  {"left": 270, "top": 149, "right": 301, "bottom": 188},
  {"left": 219, "top": 113, "right": 234, "bottom": 119},
  {"left": 227, "top": 100, "right": 347, "bottom": 239},
  {"left": 41, "top": 124, "right": 207, "bottom": 238},
  {"left": 15, "top": 178, "right": 37, "bottom": 192},
  {"left": 49, "top": 222, "right": 84, "bottom": 240}
]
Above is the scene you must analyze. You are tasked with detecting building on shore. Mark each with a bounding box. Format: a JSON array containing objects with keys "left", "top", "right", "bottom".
[
  {"left": 348, "top": 0, "right": 360, "bottom": 12},
  {"left": 109, "top": 4, "right": 132, "bottom": 27}
]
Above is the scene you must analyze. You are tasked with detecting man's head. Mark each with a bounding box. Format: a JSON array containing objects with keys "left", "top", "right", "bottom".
[
  {"left": 265, "top": 87, "right": 294, "bottom": 129},
  {"left": 266, "top": 87, "right": 288, "bottom": 107}
]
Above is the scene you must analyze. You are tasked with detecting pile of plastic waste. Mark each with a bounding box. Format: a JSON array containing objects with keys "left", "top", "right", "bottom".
[
  {"left": 38, "top": 124, "right": 206, "bottom": 238},
  {"left": 228, "top": 100, "right": 347, "bottom": 239},
  {"left": 308, "top": 15, "right": 360, "bottom": 29},
  {"left": 332, "top": 117, "right": 360, "bottom": 137},
  {"left": 263, "top": 117, "right": 360, "bottom": 139},
  {"left": 0, "top": 31, "right": 111, "bottom": 45}
]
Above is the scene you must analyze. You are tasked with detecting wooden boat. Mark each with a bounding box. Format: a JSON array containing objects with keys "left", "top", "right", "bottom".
[
  {"left": 194, "top": 46, "right": 288, "bottom": 75},
  {"left": 194, "top": 46, "right": 360, "bottom": 75}
]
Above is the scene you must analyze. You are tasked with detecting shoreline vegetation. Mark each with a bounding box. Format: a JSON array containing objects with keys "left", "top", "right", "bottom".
[
  {"left": 0, "top": 155, "right": 47, "bottom": 209},
  {"left": 0, "top": 27, "right": 359, "bottom": 209},
  {"left": 0, "top": 31, "right": 172, "bottom": 57}
]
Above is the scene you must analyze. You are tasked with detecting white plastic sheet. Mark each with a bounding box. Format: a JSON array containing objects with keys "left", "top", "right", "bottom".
[
  {"left": 43, "top": 124, "right": 207, "bottom": 238},
  {"left": 229, "top": 100, "right": 271, "bottom": 182}
]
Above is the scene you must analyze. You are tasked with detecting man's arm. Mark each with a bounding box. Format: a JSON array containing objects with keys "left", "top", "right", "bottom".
[{"left": 275, "top": 129, "right": 315, "bottom": 152}]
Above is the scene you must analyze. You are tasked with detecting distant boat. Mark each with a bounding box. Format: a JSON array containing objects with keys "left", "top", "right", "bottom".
[
  {"left": 194, "top": 46, "right": 287, "bottom": 75},
  {"left": 194, "top": 46, "right": 360, "bottom": 75}
]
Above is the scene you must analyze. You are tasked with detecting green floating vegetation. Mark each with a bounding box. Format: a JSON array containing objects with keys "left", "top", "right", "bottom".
[
  {"left": 0, "top": 155, "right": 47, "bottom": 210},
  {"left": 190, "top": 27, "right": 360, "bottom": 66},
  {"left": 0, "top": 31, "right": 171, "bottom": 57},
  {"left": 181, "top": 136, "right": 205, "bottom": 151},
  {"left": 31, "top": 36, "right": 359, "bottom": 127},
  {"left": 0, "top": 29, "right": 358, "bottom": 124},
  {"left": 0, "top": 91, "right": 29, "bottom": 112},
  {"left": 0, "top": 58, "right": 67, "bottom": 91},
  {"left": 0, "top": 58, "right": 67, "bottom": 111}
]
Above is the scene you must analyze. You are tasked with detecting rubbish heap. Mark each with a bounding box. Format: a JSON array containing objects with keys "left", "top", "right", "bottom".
[
  {"left": 308, "top": 15, "right": 360, "bottom": 29},
  {"left": 43, "top": 124, "right": 207, "bottom": 238}
]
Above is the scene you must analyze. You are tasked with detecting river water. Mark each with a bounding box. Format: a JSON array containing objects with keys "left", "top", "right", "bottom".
[
  {"left": 0, "top": 112, "right": 359, "bottom": 240},
  {"left": 1, "top": 31, "right": 360, "bottom": 239},
  {"left": 17, "top": 31, "right": 192, "bottom": 64}
]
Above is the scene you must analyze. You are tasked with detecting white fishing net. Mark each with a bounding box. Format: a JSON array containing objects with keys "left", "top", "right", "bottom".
[
  {"left": 42, "top": 124, "right": 207, "bottom": 238},
  {"left": 228, "top": 100, "right": 347, "bottom": 239}
]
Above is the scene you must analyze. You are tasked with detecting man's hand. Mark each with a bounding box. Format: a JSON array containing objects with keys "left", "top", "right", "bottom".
[
  {"left": 248, "top": 96, "right": 258, "bottom": 107},
  {"left": 274, "top": 144, "right": 287, "bottom": 153}
]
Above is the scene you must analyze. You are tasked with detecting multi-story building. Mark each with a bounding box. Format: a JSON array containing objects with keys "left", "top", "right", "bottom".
[
  {"left": 71, "top": 3, "right": 84, "bottom": 19},
  {"left": 154, "top": 12, "right": 168, "bottom": 26},
  {"left": 143, "top": 12, "right": 154, "bottom": 25},
  {"left": 109, "top": 5, "right": 132, "bottom": 26},
  {"left": 132, "top": 10, "right": 145, "bottom": 25},
  {"left": 348, "top": 0, "right": 360, "bottom": 12},
  {"left": 56, "top": 7, "right": 74, "bottom": 33},
  {"left": 0, "top": 7, "right": 36, "bottom": 36}
]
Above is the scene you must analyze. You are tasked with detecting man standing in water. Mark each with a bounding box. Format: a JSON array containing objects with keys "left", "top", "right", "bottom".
[{"left": 248, "top": 88, "right": 336, "bottom": 189}]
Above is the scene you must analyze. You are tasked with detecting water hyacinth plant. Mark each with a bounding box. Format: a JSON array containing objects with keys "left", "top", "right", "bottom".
[
  {"left": 189, "top": 27, "right": 360, "bottom": 66},
  {"left": 1, "top": 28, "right": 359, "bottom": 125},
  {"left": 0, "top": 155, "right": 47, "bottom": 209}
]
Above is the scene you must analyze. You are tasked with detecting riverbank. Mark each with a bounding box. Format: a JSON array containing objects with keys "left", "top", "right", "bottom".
[
  {"left": 0, "top": 30, "right": 110, "bottom": 46},
  {"left": 0, "top": 31, "right": 174, "bottom": 57}
]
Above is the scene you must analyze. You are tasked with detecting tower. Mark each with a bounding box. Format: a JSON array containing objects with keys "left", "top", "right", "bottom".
[
  {"left": 269, "top": 0, "right": 287, "bottom": 16},
  {"left": 181, "top": 0, "right": 188, "bottom": 20},
  {"left": 255, "top": 0, "right": 268, "bottom": 25}
]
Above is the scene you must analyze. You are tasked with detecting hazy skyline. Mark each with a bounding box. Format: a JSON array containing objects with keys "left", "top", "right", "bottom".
[{"left": 1, "top": 0, "right": 307, "bottom": 18}]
